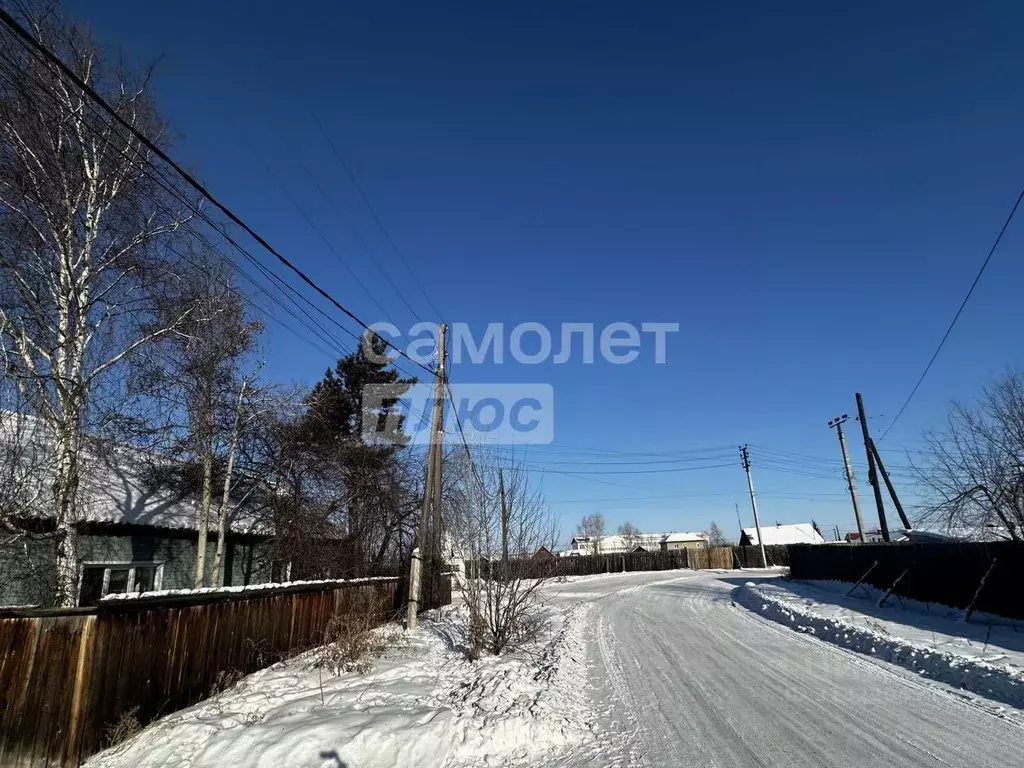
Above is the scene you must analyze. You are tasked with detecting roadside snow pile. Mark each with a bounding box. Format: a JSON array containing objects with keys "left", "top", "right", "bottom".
[
  {"left": 735, "top": 581, "right": 1024, "bottom": 711},
  {"left": 85, "top": 602, "right": 597, "bottom": 768}
]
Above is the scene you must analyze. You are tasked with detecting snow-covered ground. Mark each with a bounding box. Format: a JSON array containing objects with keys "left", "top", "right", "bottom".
[
  {"left": 87, "top": 570, "right": 1024, "bottom": 768},
  {"left": 86, "top": 600, "right": 598, "bottom": 768},
  {"left": 735, "top": 577, "right": 1024, "bottom": 713}
]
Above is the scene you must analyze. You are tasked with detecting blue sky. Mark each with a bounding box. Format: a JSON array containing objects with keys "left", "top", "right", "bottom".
[{"left": 67, "top": 1, "right": 1024, "bottom": 542}]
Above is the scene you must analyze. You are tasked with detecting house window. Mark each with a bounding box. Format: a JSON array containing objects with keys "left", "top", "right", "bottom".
[{"left": 79, "top": 562, "right": 164, "bottom": 606}]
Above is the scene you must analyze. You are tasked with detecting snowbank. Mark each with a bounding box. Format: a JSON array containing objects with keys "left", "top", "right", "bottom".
[
  {"left": 735, "top": 581, "right": 1024, "bottom": 712},
  {"left": 85, "top": 602, "right": 597, "bottom": 768}
]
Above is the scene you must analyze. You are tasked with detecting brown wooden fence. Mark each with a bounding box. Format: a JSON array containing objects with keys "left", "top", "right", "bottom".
[
  {"left": 788, "top": 541, "right": 1024, "bottom": 619},
  {"left": 474, "top": 546, "right": 735, "bottom": 580},
  {"left": 732, "top": 544, "right": 790, "bottom": 568},
  {"left": 0, "top": 575, "right": 451, "bottom": 768}
]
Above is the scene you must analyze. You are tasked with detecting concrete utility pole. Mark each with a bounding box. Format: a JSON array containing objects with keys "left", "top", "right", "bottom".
[
  {"left": 407, "top": 323, "right": 447, "bottom": 630},
  {"left": 855, "top": 392, "right": 891, "bottom": 542},
  {"left": 740, "top": 445, "right": 768, "bottom": 568},
  {"left": 828, "top": 414, "right": 866, "bottom": 543}
]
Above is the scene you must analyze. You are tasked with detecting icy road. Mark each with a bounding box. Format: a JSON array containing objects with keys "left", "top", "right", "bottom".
[{"left": 545, "top": 571, "right": 1024, "bottom": 768}]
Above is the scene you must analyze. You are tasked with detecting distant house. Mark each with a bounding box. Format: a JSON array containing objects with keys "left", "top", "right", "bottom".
[
  {"left": 739, "top": 523, "right": 824, "bottom": 547},
  {"left": 845, "top": 529, "right": 887, "bottom": 543},
  {"left": 0, "top": 417, "right": 273, "bottom": 607},
  {"left": 567, "top": 530, "right": 709, "bottom": 556},
  {"left": 662, "top": 531, "right": 709, "bottom": 552},
  {"left": 532, "top": 546, "right": 556, "bottom": 560}
]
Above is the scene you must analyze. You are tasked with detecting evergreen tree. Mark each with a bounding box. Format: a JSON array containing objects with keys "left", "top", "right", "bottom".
[{"left": 304, "top": 333, "right": 416, "bottom": 451}]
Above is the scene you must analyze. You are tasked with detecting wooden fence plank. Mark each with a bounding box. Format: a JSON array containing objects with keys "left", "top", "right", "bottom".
[{"left": 0, "top": 576, "right": 444, "bottom": 768}]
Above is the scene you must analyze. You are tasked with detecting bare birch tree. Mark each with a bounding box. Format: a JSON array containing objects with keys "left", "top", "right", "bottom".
[
  {"left": 913, "top": 370, "right": 1024, "bottom": 540},
  {"left": 577, "top": 512, "right": 605, "bottom": 555},
  {"left": 707, "top": 521, "right": 728, "bottom": 547},
  {"left": 140, "top": 259, "right": 262, "bottom": 587},
  {"left": 0, "top": 3, "right": 196, "bottom": 604},
  {"left": 617, "top": 520, "right": 641, "bottom": 550}
]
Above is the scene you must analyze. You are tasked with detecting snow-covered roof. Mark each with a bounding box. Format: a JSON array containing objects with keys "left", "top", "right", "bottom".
[
  {"left": 742, "top": 523, "right": 824, "bottom": 546},
  {"left": 665, "top": 531, "right": 708, "bottom": 543},
  {"left": 1, "top": 412, "right": 265, "bottom": 535},
  {"left": 570, "top": 531, "right": 709, "bottom": 551},
  {"left": 903, "top": 526, "right": 1014, "bottom": 544}
]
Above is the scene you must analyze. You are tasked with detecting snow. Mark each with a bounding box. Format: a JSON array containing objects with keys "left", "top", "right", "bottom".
[
  {"left": 0, "top": 411, "right": 268, "bottom": 535},
  {"left": 663, "top": 531, "right": 707, "bottom": 543},
  {"left": 84, "top": 569, "right": 1024, "bottom": 768},
  {"left": 99, "top": 576, "right": 402, "bottom": 602},
  {"left": 565, "top": 570, "right": 1024, "bottom": 767},
  {"left": 740, "top": 522, "right": 824, "bottom": 545},
  {"left": 85, "top": 599, "right": 599, "bottom": 768},
  {"left": 734, "top": 578, "right": 1024, "bottom": 712}
]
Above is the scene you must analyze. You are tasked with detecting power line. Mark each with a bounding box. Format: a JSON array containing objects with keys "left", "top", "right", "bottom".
[
  {"left": 879, "top": 183, "right": 1024, "bottom": 439},
  {"left": 308, "top": 109, "right": 446, "bottom": 323},
  {"left": 298, "top": 162, "right": 425, "bottom": 325},
  {"left": 0, "top": 51, "right": 357, "bottom": 366},
  {"left": 218, "top": 107, "right": 427, "bottom": 326},
  {"left": 0, "top": 45, "right": 437, "bottom": 429},
  {"left": 526, "top": 461, "right": 735, "bottom": 476},
  {"left": 0, "top": 9, "right": 437, "bottom": 380}
]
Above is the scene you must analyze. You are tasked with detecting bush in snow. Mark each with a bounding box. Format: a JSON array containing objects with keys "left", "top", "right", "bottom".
[
  {"left": 104, "top": 706, "right": 142, "bottom": 748},
  {"left": 449, "top": 451, "right": 560, "bottom": 658},
  {"left": 315, "top": 589, "right": 398, "bottom": 675}
]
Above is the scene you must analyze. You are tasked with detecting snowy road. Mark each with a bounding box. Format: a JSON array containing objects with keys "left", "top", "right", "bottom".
[{"left": 545, "top": 571, "right": 1024, "bottom": 768}]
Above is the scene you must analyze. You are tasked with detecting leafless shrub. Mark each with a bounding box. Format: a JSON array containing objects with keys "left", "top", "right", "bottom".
[
  {"left": 912, "top": 370, "right": 1024, "bottom": 540},
  {"left": 315, "top": 591, "right": 397, "bottom": 675},
  {"left": 450, "top": 448, "right": 560, "bottom": 658},
  {"left": 208, "top": 668, "right": 245, "bottom": 697},
  {"left": 104, "top": 707, "right": 141, "bottom": 747}
]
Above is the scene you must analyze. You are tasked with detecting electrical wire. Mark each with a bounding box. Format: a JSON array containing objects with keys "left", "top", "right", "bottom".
[
  {"left": 0, "top": 47, "right": 442, "bottom": 397},
  {"left": 879, "top": 183, "right": 1024, "bottom": 439},
  {"left": 0, "top": 9, "right": 438, "bottom": 380},
  {"left": 308, "top": 108, "right": 446, "bottom": 323},
  {"left": 0, "top": 45, "right": 436, "bottom": 430}
]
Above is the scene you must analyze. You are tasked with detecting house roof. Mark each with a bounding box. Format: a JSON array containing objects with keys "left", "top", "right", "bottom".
[
  {"left": 2, "top": 412, "right": 266, "bottom": 535},
  {"left": 902, "top": 525, "right": 1014, "bottom": 543},
  {"left": 741, "top": 523, "right": 824, "bottom": 546},
  {"left": 570, "top": 531, "right": 709, "bottom": 549},
  {"left": 665, "top": 531, "right": 708, "bottom": 543}
]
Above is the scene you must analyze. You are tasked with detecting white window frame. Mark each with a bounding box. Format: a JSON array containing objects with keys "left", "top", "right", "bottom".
[{"left": 79, "top": 561, "right": 165, "bottom": 602}]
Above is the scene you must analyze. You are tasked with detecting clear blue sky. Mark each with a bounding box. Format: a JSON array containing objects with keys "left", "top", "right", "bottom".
[{"left": 67, "top": 0, "right": 1024, "bottom": 542}]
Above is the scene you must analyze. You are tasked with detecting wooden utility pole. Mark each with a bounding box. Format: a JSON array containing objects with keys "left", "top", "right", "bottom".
[
  {"left": 740, "top": 445, "right": 768, "bottom": 568},
  {"left": 407, "top": 323, "right": 447, "bottom": 630},
  {"left": 870, "top": 440, "right": 912, "bottom": 531},
  {"left": 828, "top": 414, "right": 866, "bottom": 543},
  {"left": 855, "top": 392, "right": 890, "bottom": 542}
]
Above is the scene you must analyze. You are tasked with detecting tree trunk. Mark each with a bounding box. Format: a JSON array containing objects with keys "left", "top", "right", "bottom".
[
  {"left": 52, "top": 426, "right": 82, "bottom": 606},
  {"left": 195, "top": 398, "right": 214, "bottom": 588},
  {"left": 212, "top": 381, "right": 247, "bottom": 587}
]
